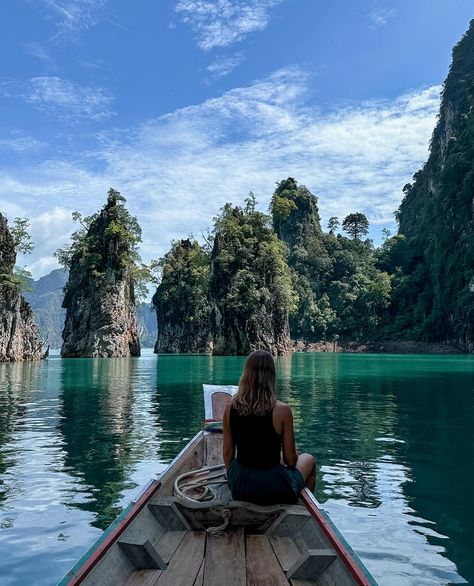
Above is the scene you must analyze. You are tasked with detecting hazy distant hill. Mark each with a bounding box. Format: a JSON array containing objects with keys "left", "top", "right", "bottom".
[
  {"left": 24, "top": 269, "right": 67, "bottom": 349},
  {"left": 25, "top": 269, "right": 157, "bottom": 349}
]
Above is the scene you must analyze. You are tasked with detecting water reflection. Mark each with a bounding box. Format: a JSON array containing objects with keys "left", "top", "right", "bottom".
[
  {"left": 0, "top": 352, "right": 472, "bottom": 586},
  {"left": 151, "top": 354, "right": 244, "bottom": 461},
  {"left": 0, "top": 361, "right": 41, "bottom": 504},
  {"left": 58, "top": 357, "right": 137, "bottom": 528}
]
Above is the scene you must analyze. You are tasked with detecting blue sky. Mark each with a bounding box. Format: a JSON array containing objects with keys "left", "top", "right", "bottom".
[{"left": 0, "top": 0, "right": 472, "bottom": 277}]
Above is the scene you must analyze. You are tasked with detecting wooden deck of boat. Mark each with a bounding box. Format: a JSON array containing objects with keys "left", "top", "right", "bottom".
[{"left": 125, "top": 527, "right": 319, "bottom": 586}]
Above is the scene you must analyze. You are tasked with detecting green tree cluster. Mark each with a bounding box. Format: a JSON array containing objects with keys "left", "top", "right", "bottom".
[
  {"left": 153, "top": 238, "right": 211, "bottom": 334},
  {"left": 210, "top": 201, "right": 294, "bottom": 353},
  {"left": 270, "top": 178, "right": 391, "bottom": 341},
  {"left": 56, "top": 188, "right": 154, "bottom": 302}
]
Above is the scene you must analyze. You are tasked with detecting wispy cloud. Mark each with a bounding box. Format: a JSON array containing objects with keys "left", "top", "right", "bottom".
[
  {"left": 39, "top": 0, "right": 108, "bottom": 35},
  {"left": 0, "top": 131, "right": 45, "bottom": 153},
  {"left": 0, "top": 67, "right": 440, "bottom": 277},
  {"left": 24, "top": 42, "right": 57, "bottom": 72},
  {"left": 175, "top": 0, "right": 285, "bottom": 50},
  {"left": 0, "top": 76, "right": 114, "bottom": 122},
  {"left": 206, "top": 52, "right": 245, "bottom": 80},
  {"left": 368, "top": 6, "right": 396, "bottom": 30}
]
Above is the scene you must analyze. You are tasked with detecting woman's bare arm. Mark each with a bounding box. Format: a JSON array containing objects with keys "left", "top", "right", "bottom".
[
  {"left": 223, "top": 403, "right": 235, "bottom": 469},
  {"left": 280, "top": 404, "right": 298, "bottom": 467}
]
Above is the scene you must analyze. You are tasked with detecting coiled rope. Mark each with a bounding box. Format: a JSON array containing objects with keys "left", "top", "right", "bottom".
[{"left": 173, "top": 464, "right": 231, "bottom": 535}]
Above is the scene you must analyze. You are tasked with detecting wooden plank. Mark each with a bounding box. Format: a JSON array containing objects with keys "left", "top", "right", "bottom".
[
  {"left": 118, "top": 540, "right": 167, "bottom": 570},
  {"left": 193, "top": 560, "right": 205, "bottom": 586},
  {"left": 205, "top": 433, "right": 224, "bottom": 467},
  {"left": 268, "top": 536, "right": 302, "bottom": 572},
  {"left": 203, "top": 528, "right": 246, "bottom": 586},
  {"left": 286, "top": 549, "right": 336, "bottom": 581},
  {"left": 156, "top": 531, "right": 206, "bottom": 586},
  {"left": 266, "top": 509, "right": 310, "bottom": 538},
  {"left": 153, "top": 531, "right": 187, "bottom": 563},
  {"left": 125, "top": 569, "right": 162, "bottom": 586},
  {"left": 246, "top": 535, "right": 289, "bottom": 586},
  {"left": 149, "top": 503, "right": 191, "bottom": 531}
]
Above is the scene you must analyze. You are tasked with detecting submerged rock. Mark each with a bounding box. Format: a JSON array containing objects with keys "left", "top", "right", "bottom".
[
  {"left": 0, "top": 213, "right": 45, "bottom": 362},
  {"left": 61, "top": 190, "right": 140, "bottom": 358}
]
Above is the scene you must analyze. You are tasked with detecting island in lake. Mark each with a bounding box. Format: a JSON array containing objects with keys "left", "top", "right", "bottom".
[{"left": 1, "top": 20, "right": 473, "bottom": 360}]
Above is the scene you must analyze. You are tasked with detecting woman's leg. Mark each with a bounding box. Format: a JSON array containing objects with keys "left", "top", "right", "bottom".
[{"left": 296, "top": 453, "right": 316, "bottom": 491}]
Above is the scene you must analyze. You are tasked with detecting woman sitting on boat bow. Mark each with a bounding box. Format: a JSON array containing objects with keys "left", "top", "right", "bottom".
[{"left": 223, "top": 350, "right": 316, "bottom": 505}]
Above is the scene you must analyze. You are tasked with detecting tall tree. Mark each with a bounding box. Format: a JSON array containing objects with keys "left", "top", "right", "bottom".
[{"left": 342, "top": 213, "right": 369, "bottom": 240}]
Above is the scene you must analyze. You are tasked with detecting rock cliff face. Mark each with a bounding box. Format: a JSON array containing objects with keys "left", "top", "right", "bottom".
[
  {"left": 153, "top": 239, "right": 212, "bottom": 353},
  {"left": 0, "top": 213, "right": 45, "bottom": 362},
  {"left": 61, "top": 193, "right": 140, "bottom": 358},
  {"left": 394, "top": 20, "right": 474, "bottom": 347}
]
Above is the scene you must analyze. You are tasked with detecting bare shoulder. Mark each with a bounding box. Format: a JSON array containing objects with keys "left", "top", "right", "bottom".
[{"left": 274, "top": 400, "right": 292, "bottom": 419}]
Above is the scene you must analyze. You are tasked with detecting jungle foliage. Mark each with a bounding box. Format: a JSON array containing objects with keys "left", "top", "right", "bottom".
[
  {"left": 152, "top": 238, "right": 211, "bottom": 331},
  {"left": 387, "top": 19, "right": 474, "bottom": 344},
  {"left": 56, "top": 189, "right": 156, "bottom": 302},
  {"left": 269, "top": 178, "right": 391, "bottom": 341}
]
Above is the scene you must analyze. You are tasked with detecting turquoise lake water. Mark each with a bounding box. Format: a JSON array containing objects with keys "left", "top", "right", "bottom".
[{"left": 0, "top": 351, "right": 473, "bottom": 585}]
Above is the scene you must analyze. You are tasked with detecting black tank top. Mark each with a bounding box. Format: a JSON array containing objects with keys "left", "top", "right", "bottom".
[{"left": 229, "top": 405, "right": 281, "bottom": 469}]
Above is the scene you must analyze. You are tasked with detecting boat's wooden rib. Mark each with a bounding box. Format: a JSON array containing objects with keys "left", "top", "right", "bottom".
[{"left": 59, "top": 385, "right": 377, "bottom": 586}]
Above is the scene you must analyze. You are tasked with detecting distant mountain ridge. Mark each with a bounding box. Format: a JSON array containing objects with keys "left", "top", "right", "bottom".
[{"left": 25, "top": 268, "right": 157, "bottom": 349}]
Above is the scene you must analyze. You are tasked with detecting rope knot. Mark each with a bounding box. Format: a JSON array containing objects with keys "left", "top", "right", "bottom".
[{"left": 206, "top": 508, "right": 231, "bottom": 535}]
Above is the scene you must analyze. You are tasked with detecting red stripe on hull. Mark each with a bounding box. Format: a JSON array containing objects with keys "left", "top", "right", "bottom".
[
  {"left": 301, "top": 488, "right": 372, "bottom": 586},
  {"left": 65, "top": 479, "right": 162, "bottom": 585}
]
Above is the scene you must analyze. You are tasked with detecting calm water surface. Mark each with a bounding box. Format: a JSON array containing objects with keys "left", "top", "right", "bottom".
[{"left": 0, "top": 351, "right": 473, "bottom": 586}]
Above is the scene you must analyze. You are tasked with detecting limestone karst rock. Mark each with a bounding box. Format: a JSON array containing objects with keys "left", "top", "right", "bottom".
[
  {"left": 394, "top": 19, "right": 474, "bottom": 347},
  {"left": 0, "top": 213, "right": 45, "bottom": 362},
  {"left": 61, "top": 190, "right": 141, "bottom": 358},
  {"left": 152, "top": 239, "right": 212, "bottom": 353}
]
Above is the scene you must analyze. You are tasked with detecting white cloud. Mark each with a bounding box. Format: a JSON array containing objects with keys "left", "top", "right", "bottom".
[
  {"left": 0, "top": 132, "right": 45, "bottom": 153},
  {"left": 206, "top": 52, "right": 245, "bottom": 79},
  {"left": 40, "top": 0, "right": 107, "bottom": 34},
  {"left": 0, "top": 76, "right": 114, "bottom": 122},
  {"left": 175, "top": 0, "right": 285, "bottom": 50},
  {"left": 0, "top": 67, "right": 440, "bottom": 278},
  {"left": 368, "top": 6, "right": 396, "bottom": 30}
]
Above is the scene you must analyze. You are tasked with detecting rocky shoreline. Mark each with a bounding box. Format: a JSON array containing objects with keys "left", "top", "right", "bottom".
[{"left": 292, "top": 340, "right": 464, "bottom": 354}]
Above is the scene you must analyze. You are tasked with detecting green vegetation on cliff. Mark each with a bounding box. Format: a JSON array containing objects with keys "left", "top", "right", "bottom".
[
  {"left": 270, "top": 178, "right": 391, "bottom": 342},
  {"left": 386, "top": 19, "right": 474, "bottom": 346},
  {"left": 210, "top": 199, "right": 294, "bottom": 354},
  {"left": 152, "top": 239, "right": 211, "bottom": 353},
  {"left": 58, "top": 189, "right": 142, "bottom": 358}
]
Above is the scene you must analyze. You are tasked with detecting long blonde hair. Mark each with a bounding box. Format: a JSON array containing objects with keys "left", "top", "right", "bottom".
[{"left": 233, "top": 350, "right": 276, "bottom": 416}]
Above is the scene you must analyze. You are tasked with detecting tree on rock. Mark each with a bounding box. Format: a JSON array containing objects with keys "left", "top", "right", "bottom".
[
  {"left": 210, "top": 202, "right": 294, "bottom": 355},
  {"left": 342, "top": 213, "right": 369, "bottom": 240},
  {"left": 0, "top": 213, "right": 45, "bottom": 361},
  {"left": 270, "top": 177, "right": 322, "bottom": 249},
  {"left": 153, "top": 239, "right": 211, "bottom": 353},
  {"left": 57, "top": 188, "right": 144, "bottom": 358}
]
